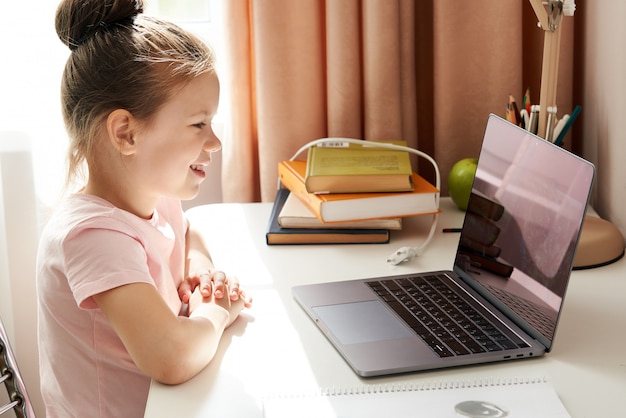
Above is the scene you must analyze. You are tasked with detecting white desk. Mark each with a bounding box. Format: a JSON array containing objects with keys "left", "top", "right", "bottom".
[{"left": 144, "top": 198, "right": 626, "bottom": 417}]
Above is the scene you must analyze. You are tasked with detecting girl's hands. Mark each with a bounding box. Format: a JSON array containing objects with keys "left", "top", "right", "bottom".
[{"left": 178, "top": 270, "right": 252, "bottom": 325}]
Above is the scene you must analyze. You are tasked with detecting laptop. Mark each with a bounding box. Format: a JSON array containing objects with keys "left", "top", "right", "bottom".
[{"left": 292, "top": 114, "right": 595, "bottom": 377}]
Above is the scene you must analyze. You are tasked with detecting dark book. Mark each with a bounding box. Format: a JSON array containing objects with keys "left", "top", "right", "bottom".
[{"left": 266, "top": 188, "right": 390, "bottom": 245}]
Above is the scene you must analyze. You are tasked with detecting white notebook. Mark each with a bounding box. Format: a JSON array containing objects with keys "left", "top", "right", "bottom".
[{"left": 262, "top": 376, "right": 570, "bottom": 418}]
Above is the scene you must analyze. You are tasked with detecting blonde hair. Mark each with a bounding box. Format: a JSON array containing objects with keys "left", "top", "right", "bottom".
[{"left": 55, "top": 0, "right": 216, "bottom": 185}]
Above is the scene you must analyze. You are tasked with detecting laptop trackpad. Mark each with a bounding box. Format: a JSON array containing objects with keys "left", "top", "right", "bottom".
[{"left": 312, "top": 300, "right": 414, "bottom": 345}]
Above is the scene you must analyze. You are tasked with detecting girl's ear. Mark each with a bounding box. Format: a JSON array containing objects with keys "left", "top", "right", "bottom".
[{"left": 106, "top": 109, "right": 137, "bottom": 155}]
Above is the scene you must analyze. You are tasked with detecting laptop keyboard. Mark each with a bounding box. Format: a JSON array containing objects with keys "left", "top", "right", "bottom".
[{"left": 366, "top": 274, "right": 529, "bottom": 358}]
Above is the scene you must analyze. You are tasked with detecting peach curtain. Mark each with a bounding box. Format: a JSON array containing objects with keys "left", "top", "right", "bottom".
[{"left": 219, "top": 0, "right": 576, "bottom": 203}]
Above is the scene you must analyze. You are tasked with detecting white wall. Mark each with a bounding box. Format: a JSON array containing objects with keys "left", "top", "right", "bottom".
[
  {"left": 581, "top": 1, "right": 626, "bottom": 238},
  {"left": 0, "top": 4, "right": 64, "bottom": 417},
  {"left": 0, "top": 134, "right": 44, "bottom": 416},
  {"left": 0, "top": 3, "right": 69, "bottom": 213}
]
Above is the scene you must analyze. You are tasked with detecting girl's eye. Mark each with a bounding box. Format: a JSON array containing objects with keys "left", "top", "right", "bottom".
[{"left": 193, "top": 122, "right": 207, "bottom": 129}]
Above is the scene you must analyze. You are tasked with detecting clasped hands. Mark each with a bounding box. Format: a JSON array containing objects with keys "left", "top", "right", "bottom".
[{"left": 178, "top": 270, "right": 252, "bottom": 326}]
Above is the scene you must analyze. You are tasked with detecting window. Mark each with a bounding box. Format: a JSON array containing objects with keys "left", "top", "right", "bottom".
[
  {"left": 148, "top": 0, "right": 227, "bottom": 124},
  {"left": 147, "top": 0, "right": 211, "bottom": 23}
]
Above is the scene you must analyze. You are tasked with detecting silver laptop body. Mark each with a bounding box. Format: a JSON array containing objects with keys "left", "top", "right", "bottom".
[{"left": 292, "top": 114, "right": 595, "bottom": 377}]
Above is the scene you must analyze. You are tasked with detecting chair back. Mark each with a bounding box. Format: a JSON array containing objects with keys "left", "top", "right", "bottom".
[{"left": 0, "top": 317, "right": 35, "bottom": 418}]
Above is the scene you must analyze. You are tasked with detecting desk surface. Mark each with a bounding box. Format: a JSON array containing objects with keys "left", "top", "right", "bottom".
[{"left": 145, "top": 198, "right": 626, "bottom": 417}]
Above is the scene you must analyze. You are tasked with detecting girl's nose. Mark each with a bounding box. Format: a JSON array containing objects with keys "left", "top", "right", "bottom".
[{"left": 204, "top": 129, "right": 222, "bottom": 153}]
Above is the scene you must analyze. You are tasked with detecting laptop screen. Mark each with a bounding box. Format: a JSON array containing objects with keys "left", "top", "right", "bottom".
[{"left": 453, "top": 114, "right": 594, "bottom": 350}]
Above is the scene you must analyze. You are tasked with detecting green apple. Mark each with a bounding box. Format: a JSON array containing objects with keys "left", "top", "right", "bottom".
[{"left": 448, "top": 158, "right": 478, "bottom": 211}]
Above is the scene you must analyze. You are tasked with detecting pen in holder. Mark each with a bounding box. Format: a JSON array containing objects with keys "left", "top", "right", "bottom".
[{"left": 545, "top": 106, "right": 558, "bottom": 143}]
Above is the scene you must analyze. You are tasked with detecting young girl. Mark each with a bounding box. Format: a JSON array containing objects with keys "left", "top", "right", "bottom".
[{"left": 36, "top": 1, "right": 252, "bottom": 416}]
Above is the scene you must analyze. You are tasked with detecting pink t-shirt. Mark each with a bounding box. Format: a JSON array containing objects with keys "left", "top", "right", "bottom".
[{"left": 36, "top": 194, "right": 187, "bottom": 418}]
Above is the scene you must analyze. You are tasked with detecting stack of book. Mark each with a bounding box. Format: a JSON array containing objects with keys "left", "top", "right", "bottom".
[{"left": 266, "top": 140, "right": 440, "bottom": 245}]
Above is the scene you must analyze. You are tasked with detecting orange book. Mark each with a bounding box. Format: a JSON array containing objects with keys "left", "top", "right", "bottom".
[{"left": 278, "top": 160, "right": 439, "bottom": 223}]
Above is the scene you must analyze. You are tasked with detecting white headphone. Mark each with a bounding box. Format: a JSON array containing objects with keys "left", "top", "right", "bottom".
[{"left": 285, "top": 138, "right": 441, "bottom": 265}]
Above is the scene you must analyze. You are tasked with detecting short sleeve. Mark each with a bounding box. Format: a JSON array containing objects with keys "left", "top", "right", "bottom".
[{"left": 63, "top": 227, "right": 155, "bottom": 309}]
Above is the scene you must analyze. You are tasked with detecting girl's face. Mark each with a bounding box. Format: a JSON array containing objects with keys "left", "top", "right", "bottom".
[{"left": 132, "top": 72, "right": 221, "bottom": 203}]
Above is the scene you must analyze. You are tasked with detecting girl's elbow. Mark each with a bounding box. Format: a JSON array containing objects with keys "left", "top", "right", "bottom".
[
  {"left": 145, "top": 355, "right": 206, "bottom": 385},
  {"left": 141, "top": 340, "right": 217, "bottom": 385},
  {"left": 137, "top": 317, "right": 222, "bottom": 384}
]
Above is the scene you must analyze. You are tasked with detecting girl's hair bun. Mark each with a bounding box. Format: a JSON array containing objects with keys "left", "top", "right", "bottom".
[{"left": 55, "top": 0, "right": 144, "bottom": 51}]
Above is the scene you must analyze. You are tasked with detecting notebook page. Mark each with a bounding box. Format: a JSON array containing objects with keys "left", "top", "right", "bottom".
[{"left": 262, "top": 377, "right": 570, "bottom": 418}]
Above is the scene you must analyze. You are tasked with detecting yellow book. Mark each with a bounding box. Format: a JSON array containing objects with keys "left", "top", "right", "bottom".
[
  {"left": 305, "top": 140, "right": 413, "bottom": 193},
  {"left": 279, "top": 160, "right": 439, "bottom": 223}
]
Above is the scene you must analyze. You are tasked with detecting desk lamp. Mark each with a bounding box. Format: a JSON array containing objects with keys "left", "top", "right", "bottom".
[{"left": 529, "top": 0, "right": 624, "bottom": 268}]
